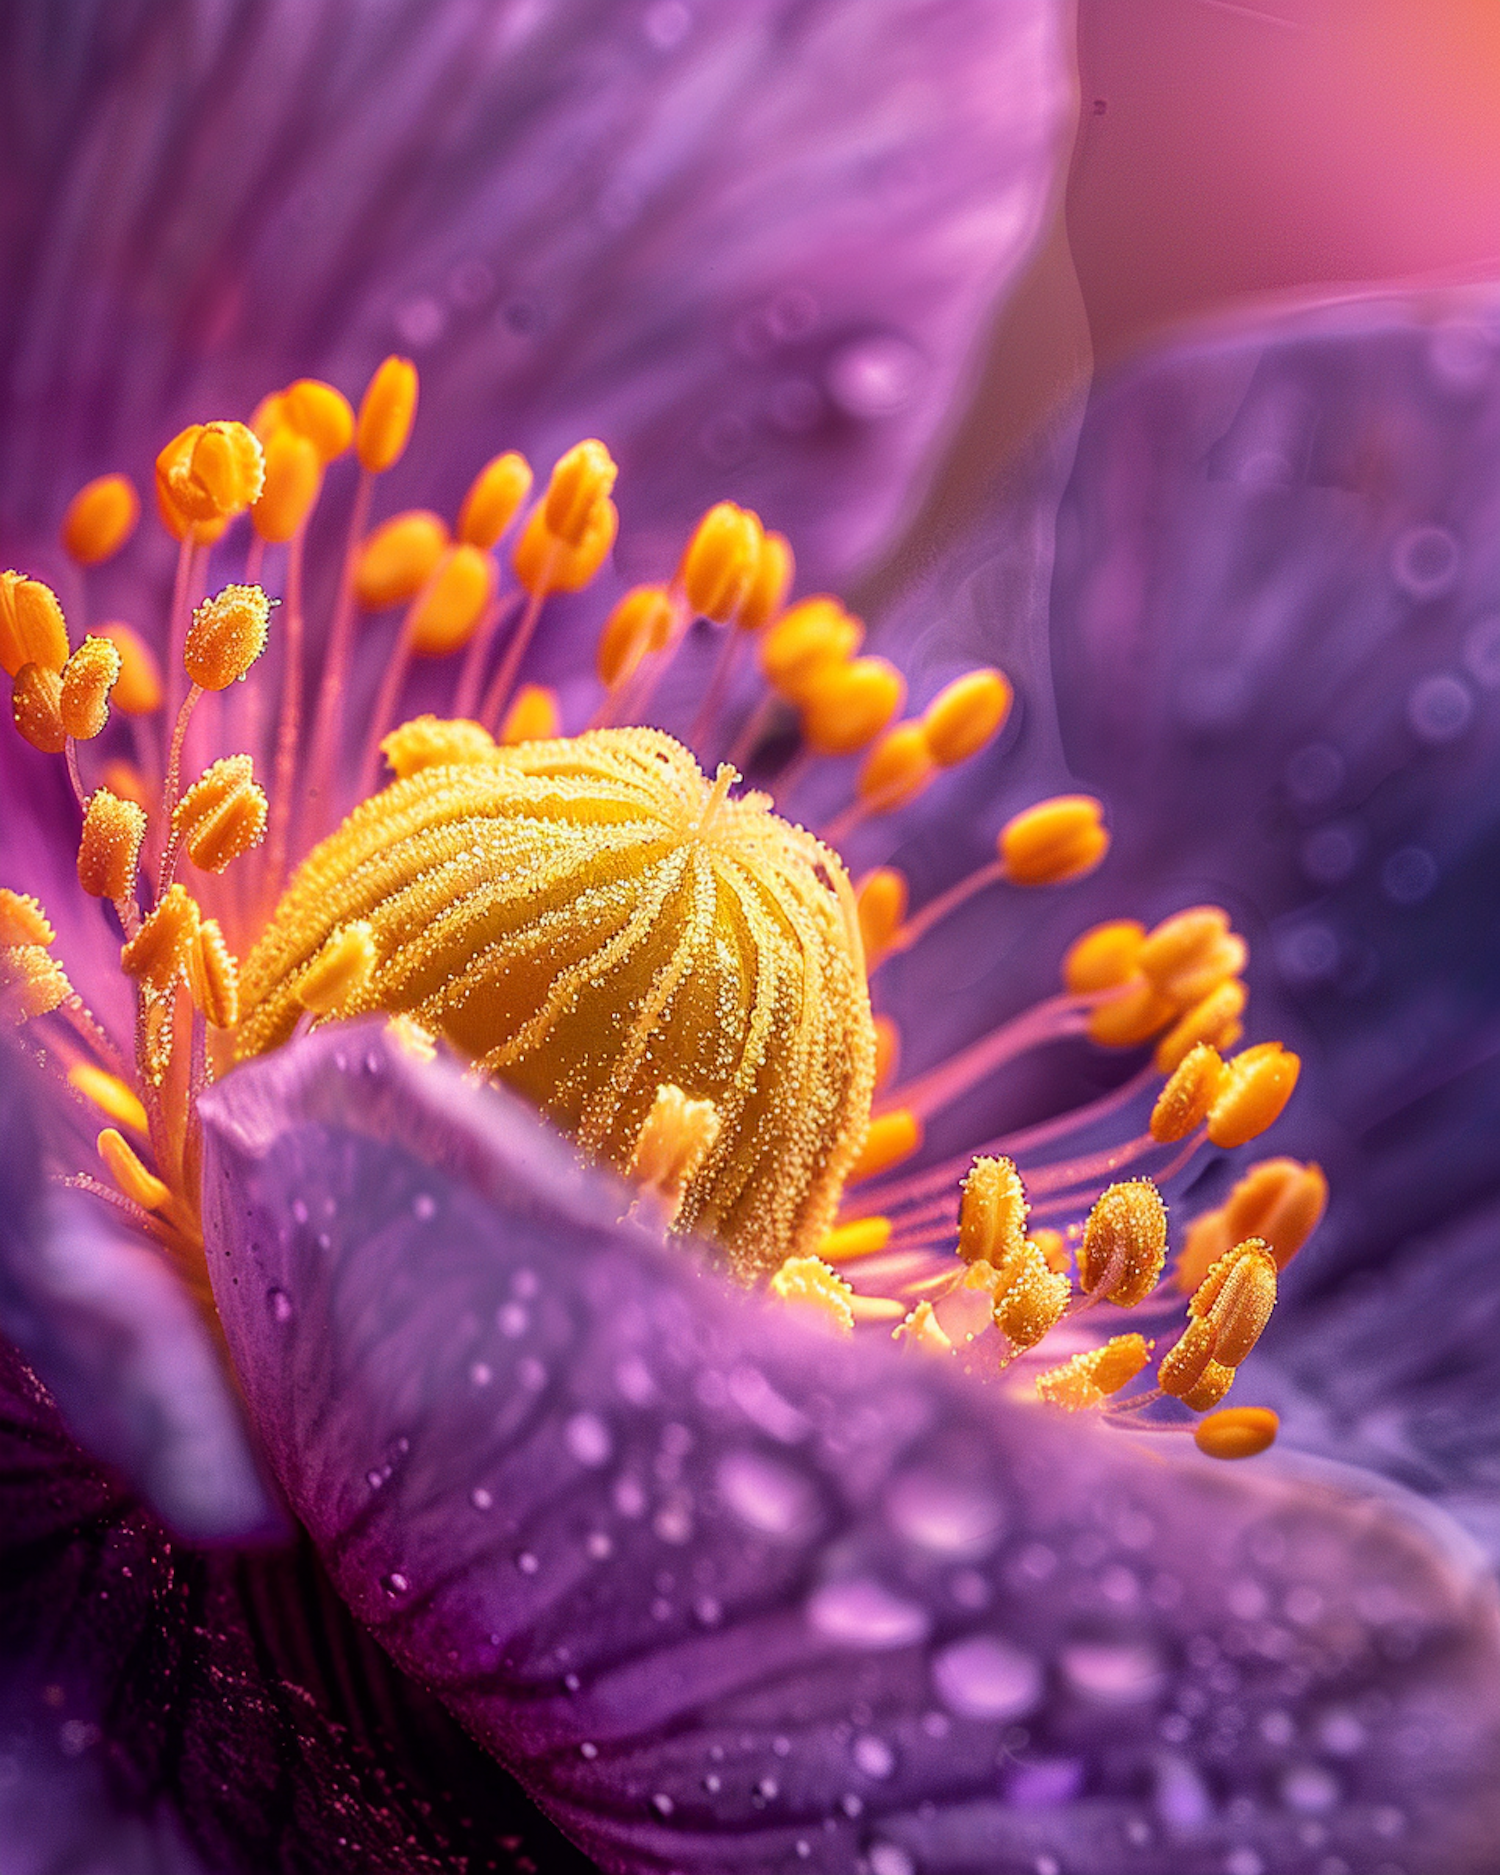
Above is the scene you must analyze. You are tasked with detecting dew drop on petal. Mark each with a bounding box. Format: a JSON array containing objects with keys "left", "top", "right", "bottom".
[
  {"left": 931, "top": 1634, "right": 1043, "bottom": 1721},
  {"left": 716, "top": 1449, "right": 819, "bottom": 1538},
  {"left": 1407, "top": 671, "right": 1473, "bottom": 742},
  {"left": 886, "top": 1471, "right": 1005, "bottom": 1558},
  {"left": 1391, "top": 523, "right": 1461, "bottom": 599},
  {"left": 824, "top": 334, "right": 925, "bottom": 419},
  {"left": 266, "top": 1286, "right": 293, "bottom": 1323},
  {"left": 379, "top": 1571, "right": 409, "bottom": 1598},
  {"left": 806, "top": 1578, "right": 930, "bottom": 1650},
  {"left": 516, "top": 1551, "right": 539, "bottom": 1575},
  {"left": 412, "top": 1192, "right": 436, "bottom": 1220},
  {"left": 868, "top": 1844, "right": 915, "bottom": 1875},
  {"left": 1059, "top": 1639, "right": 1166, "bottom": 1705},
  {"left": 1281, "top": 1764, "right": 1340, "bottom": 1815},
  {"left": 470, "top": 1361, "right": 493, "bottom": 1387},
  {"left": 471, "top": 1487, "right": 493, "bottom": 1511},
  {"left": 852, "top": 1734, "right": 896, "bottom": 1780},
  {"left": 565, "top": 1410, "right": 613, "bottom": 1468},
  {"left": 651, "top": 1793, "right": 675, "bottom": 1818}
]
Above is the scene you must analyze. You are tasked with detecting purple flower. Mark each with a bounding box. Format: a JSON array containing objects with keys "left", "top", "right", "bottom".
[{"left": 4, "top": 6, "right": 1500, "bottom": 1873}]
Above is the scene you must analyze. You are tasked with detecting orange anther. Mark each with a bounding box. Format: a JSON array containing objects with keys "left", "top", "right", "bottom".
[
  {"left": 1222, "top": 1157, "right": 1327, "bottom": 1271},
  {"left": 597, "top": 585, "right": 677, "bottom": 688},
  {"left": 1157, "top": 1315, "right": 1216, "bottom": 1400},
  {"left": 188, "top": 919, "right": 240, "bottom": 1029},
  {"left": 410, "top": 544, "right": 496, "bottom": 657},
  {"left": 800, "top": 655, "right": 905, "bottom": 756},
  {"left": 252, "top": 427, "right": 322, "bottom": 543},
  {"left": 994, "top": 1244, "right": 1071, "bottom": 1352},
  {"left": 1207, "top": 1043, "right": 1300, "bottom": 1149},
  {"left": 0, "top": 890, "right": 53, "bottom": 947},
  {"left": 96, "top": 624, "right": 163, "bottom": 715},
  {"left": 173, "top": 754, "right": 268, "bottom": 873},
  {"left": 542, "top": 439, "right": 618, "bottom": 546},
  {"left": 356, "top": 356, "right": 419, "bottom": 473},
  {"left": 183, "top": 583, "right": 270, "bottom": 690},
  {"left": 59, "top": 635, "right": 122, "bottom": 741},
  {"left": 1190, "top": 1238, "right": 1277, "bottom": 1366},
  {"left": 921, "top": 668, "right": 1013, "bottom": 767},
  {"left": 1086, "top": 975, "right": 1177, "bottom": 1048},
  {"left": 736, "top": 530, "right": 794, "bottom": 633},
  {"left": 355, "top": 510, "right": 450, "bottom": 609},
  {"left": 1035, "top": 1332, "right": 1151, "bottom": 1410},
  {"left": 1173, "top": 1206, "right": 1233, "bottom": 1294},
  {"left": 67, "top": 1063, "right": 148, "bottom": 1136},
  {"left": 1139, "top": 904, "right": 1246, "bottom": 1006},
  {"left": 120, "top": 884, "right": 200, "bottom": 991},
  {"left": 999, "top": 794, "right": 1109, "bottom": 887},
  {"left": 858, "top": 723, "right": 935, "bottom": 812},
  {"left": 280, "top": 378, "right": 355, "bottom": 462},
  {"left": 77, "top": 789, "right": 148, "bottom": 901},
  {"left": 759, "top": 597, "right": 863, "bottom": 702},
  {"left": 499, "top": 683, "right": 561, "bottom": 745},
  {"left": 298, "top": 921, "right": 377, "bottom": 1016},
  {"left": 11, "top": 663, "right": 67, "bottom": 753},
  {"left": 0, "top": 944, "right": 70, "bottom": 1020},
  {"left": 1063, "top": 919, "right": 1145, "bottom": 995},
  {"left": 856, "top": 867, "right": 907, "bottom": 964},
  {"left": 847, "top": 1107, "right": 922, "bottom": 1183},
  {"left": 458, "top": 451, "right": 533, "bottom": 550},
  {"left": 1194, "top": 1405, "right": 1279, "bottom": 1459},
  {"left": 101, "top": 759, "right": 150, "bottom": 807},
  {"left": 381, "top": 714, "right": 496, "bottom": 778},
  {"left": 157, "top": 421, "right": 265, "bottom": 522},
  {"left": 97, "top": 1127, "right": 170, "bottom": 1212},
  {"left": 1149, "top": 1042, "right": 1226, "bottom": 1143},
  {"left": 512, "top": 495, "right": 618, "bottom": 596},
  {"left": 769, "top": 1254, "right": 855, "bottom": 1336},
  {"left": 61, "top": 473, "right": 140, "bottom": 565},
  {"left": 819, "top": 1215, "right": 893, "bottom": 1262},
  {"left": 1030, "top": 1227, "right": 1072, "bottom": 1275},
  {"left": 680, "top": 501, "right": 764, "bottom": 623},
  {"left": 873, "top": 1013, "right": 900, "bottom": 1089},
  {"left": 958, "top": 1155, "right": 1029, "bottom": 1273},
  {"left": 1153, "top": 977, "right": 1247, "bottom": 1075},
  {"left": 628, "top": 1083, "right": 723, "bottom": 1226},
  {"left": 0, "top": 574, "right": 69, "bottom": 677},
  {"left": 1078, "top": 1178, "right": 1167, "bottom": 1307}
]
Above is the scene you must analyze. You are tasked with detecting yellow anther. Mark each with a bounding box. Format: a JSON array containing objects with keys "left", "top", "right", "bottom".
[
  {"left": 1207, "top": 1042, "right": 1300, "bottom": 1148},
  {"left": 156, "top": 421, "right": 265, "bottom": 522},
  {"left": 67, "top": 1063, "right": 148, "bottom": 1136},
  {"left": 999, "top": 794, "right": 1109, "bottom": 887},
  {"left": 381, "top": 714, "right": 497, "bottom": 778},
  {"left": 1180, "top": 1364, "right": 1235, "bottom": 1412},
  {"left": 680, "top": 502, "right": 764, "bottom": 623},
  {"left": 11, "top": 664, "right": 67, "bottom": 753},
  {"left": 596, "top": 585, "right": 677, "bottom": 689},
  {"left": 101, "top": 759, "right": 150, "bottom": 807},
  {"left": 173, "top": 754, "right": 268, "bottom": 873},
  {"left": 921, "top": 668, "right": 1013, "bottom": 767},
  {"left": 1063, "top": 918, "right": 1145, "bottom": 995},
  {"left": 847, "top": 1107, "right": 922, "bottom": 1183},
  {"left": 542, "top": 439, "right": 618, "bottom": 547},
  {"left": 873, "top": 1013, "right": 900, "bottom": 1089},
  {"left": 1191, "top": 1238, "right": 1277, "bottom": 1366},
  {"left": 820, "top": 1215, "right": 892, "bottom": 1262},
  {"left": 96, "top": 624, "right": 163, "bottom": 716},
  {"left": 628, "top": 1083, "right": 723, "bottom": 1225},
  {"left": 97, "top": 1128, "right": 170, "bottom": 1213},
  {"left": 59, "top": 635, "right": 122, "bottom": 741},
  {"left": 184, "top": 584, "right": 270, "bottom": 691},
  {"left": 121, "top": 884, "right": 201, "bottom": 992},
  {"left": 499, "top": 683, "right": 561, "bottom": 745},
  {"left": 0, "top": 574, "right": 69, "bottom": 677},
  {"left": 769, "top": 1254, "right": 854, "bottom": 1334},
  {"left": 1153, "top": 977, "right": 1247, "bottom": 1074},
  {"left": 356, "top": 356, "right": 419, "bottom": 473},
  {"left": 1157, "top": 1315, "right": 1216, "bottom": 1400},
  {"left": 410, "top": 544, "right": 496, "bottom": 657},
  {"left": 994, "top": 1244, "right": 1071, "bottom": 1352},
  {"left": 251, "top": 427, "right": 322, "bottom": 543},
  {"left": 61, "top": 473, "right": 140, "bottom": 566},
  {"left": 355, "top": 510, "right": 450, "bottom": 609},
  {"left": 1149, "top": 1042, "right": 1226, "bottom": 1143},
  {"left": 279, "top": 378, "right": 355, "bottom": 462},
  {"left": 1222, "top": 1157, "right": 1327, "bottom": 1271},
  {"left": 188, "top": 918, "right": 240, "bottom": 1029},
  {"left": 858, "top": 723, "right": 935, "bottom": 813},
  {"left": 0, "top": 944, "right": 71, "bottom": 1020},
  {"left": 512, "top": 495, "right": 619, "bottom": 597},
  {"left": 1194, "top": 1405, "right": 1279, "bottom": 1459},
  {"left": 856, "top": 867, "right": 907, "bottom": 964},
  {"left": 297, "top": 920, "right": 378, "bottom": 1017},
  {"left": 957, "top": 1154, "right": 1029, "bottom": 1271},
  {"left": 1030, "top": 1228, "right": 1071, "bottom": 1275},
  {"left": 1139, "top": 905, "right": 1247, "bottom": 1006},
  {"left": 1078, "top": 1178, "right": 1167, "bottom": 1306},
  {"left": 759, "top": 597, "right": 863, "bottom": 702},
  {"left": 893, "top": 1299, "right": 953, "bottom": 1355},
  {"left": 1085, "top": 974, "right": 1178, "bottom": 1048},
  {"left": 0, "top": 890, "right": 53, "bottom": 947},
  {"left": 801, "top": 655, "right": 905, "bottom": 756},
  {"left": 458, "top": 451, "right": 533, "bottom": 549},
  {"left": 1035, "top": 1332, "right": 1151, "bottom": 1410},
  {"left": 737, "top": 530, "right": 794, "bottom": 634},
  {"left": 77, "top": 789, "right": 148, "bottom": 902}
]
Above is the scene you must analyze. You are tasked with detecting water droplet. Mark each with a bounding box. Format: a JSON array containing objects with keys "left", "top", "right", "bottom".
[
  {"left": 1371, "top": 1804, "right": 1405, "bottom": 1839},
  {"left": 886, "top": 1471, "right": 1004, "bottom": 1558},
  {"left": 579, "top": 1741, "right": 598, "bottom": 1760},
  {"left": 1225, "top": 1850, "right": 1265, "bottom": 1875},
  {"left": 694, "top": 1593, "right": 723, "bottom": 1626},
  {"left": 1316, "top": 1708, "right": 1366, "bottom": 1756},
  {"left": 614, "top": 1476, "right": 647, "bottom": 1518},
  {"left": 840, "top": 1792, "right": 864, "bottom": 1818},
  {"left": 586, "top": 1530, "right": 613, "bottom": 1559},
  {"left": 703, "top": 1772, "right": 722, "bottom": 1794},
  {"left": 1407, "top": 672, "right": 1473, "bottom": 743},
  {"left": 615, "top": 1355, "right": 657, "bottom": 1404},
  {"left": 1391, "top": 524, "right": 1461, "bottom": 600},
  {"left": 1060, "top": 1639, "right": 1165, "bottom": 1705},
  {"left": 931, "top": 1634, "right": 1042, "bottom": 1721},
  {"left": 852, "top": 1734, "right": 896, "bottom": 1780},
  {"left": 717, "top": 1449, "right": 818, "bottom": 1538},
  {"left": 1033, "top": 1858, "right": 1061, "bottom": 1875},
  {"left": 412, "top": 1192, "right": 436, "bottom": 1220},
  {"left": 267, "top": 1286, "right": 293, "bottom": 1323},
  {"left": 291, "top": 1199, "right": 309, "bottom": 1225},
  {"left": 516, "top": 1550, "right": 539, "bottom": 1575},
  {"left": 1381, "top": 845, "right": 1438, "bottom": 905},
  {"left": 653, "top": 1501, "right": 693, "bottom": 1545},
  {"left": 1155, "top": 1752, "right": 1212, "bottom": 1828},
  {"left": 1428, "top": 319, "right": 1495, "bottom": 390},
  {"left": 651, "top": 1792, "right": 675, "bottom": 1817},
  {"left": 755, "top": 1775, "right": 779, "bottom": 1802},
  {"left": 497, "top": 1302, "right": 528, "bottom": 1338},
  {"left": 563, "top": 1672, "right": 580, "bottom": 1693},
  {"left": 565, "top": 1410, "right": 613, "bottom": 1468},
  {"left": 471, "top": 1486, "right": 493, "bottom": 1511},
  {"left": 868, "top": 1844, "right": 915, "bottom": 1875},
  {"left": 1282, "top": 1765, "right": 1340, "bottom": 1815},
  {"left": 470, "top": 1361, "right": 493, "bottom": 1387},
  {"left": 379, "top": 1571, "right": 409, "bottom": 1597},
  {"left": 806, "top": 1578, "right": 930, "bottom": 1650},
  {"left": 366, "top": 1468, "right": 386, "bottom": 1491},
  {"left": 825, "top": 334, "right": 924, "bottom": 418}
]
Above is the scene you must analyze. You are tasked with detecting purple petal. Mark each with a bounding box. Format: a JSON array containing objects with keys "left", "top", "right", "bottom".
[
  {"left": 2, "top": 0, "right": 1070, "bottom": 588},
  {"left": 203, "top": 1025, "right": 1500, "bottom": 1874}
]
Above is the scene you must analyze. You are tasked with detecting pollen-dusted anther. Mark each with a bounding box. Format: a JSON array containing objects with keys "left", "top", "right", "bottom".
[
  {"left": 1138, "top": 905, "right": 1247, "bottom": 1006},
  {"left": 252, "top": 427, "right": 322, "bottom": 544},
  {"left": 858, "top": 723, "right": 935, "bottom": 813},
  {"left": 999, "top": 794, "right": 1109, "bottom": 887},
  {"left": 278, "top": 378, "right": 355, "bottom": 462},
  {"left": 819, "top": 1215, "right": 892, "bottom": 1261},
  {"left": 921, "top": 668, "right": 1013, "bottom": 767},
  {"left": 0, "top": 943, "right": 71, "bottom": 1020},
  {"left": 628, "top": 1083, "right": 723, "bottom": 1226},
  {"left": 512, "top": 495, "right": 618, "bottom": 596},
  {"left": 410, "top": 544, "right": 496, "bottom": 657},
  {"left": 11, "top": 663, "right": 67, "bottom": 754},
  {"left": 183, "top": 584, "right": 271, "bottom": 691},
  {"left": 1207, "top": 1042, "right": 1300, "bottom": 1148},
  {"left": 459, "top": 451, "right": 533, "bottom": 550},
  {"left": 355, "top": 511, "right": 450, "bottom": 610},
  {"left": 994, "top": 1242, "right": 1071, "bottom": 1352},
  {"left": 1194, "top": 1405, "right": 1279, "bottom": 1459},
  {"left": 1063, "top": 919, "right": 1146, "bottom": 995},
  {"left": 1035, "top": 1332, "right": 1151, "bottom": 1410},
  {"left": 873, "top": 1013, "right": 899, "bottom": 1088},
  {"left": 172, "top": 754, "right": 269, "bottom": 873},
  {"left": 760, "top": 597, "right": 863, "bottom": 702},
  {"left": 893, "top": 1299, "right": 952, "bottom": 1355},
  {"left": 498, "top": 684, "right": 560, "bottom": 745},
  {"left": 120, "top": 883, "right": 201, "bottom": 992},
  {"left": 1085, "top": 976, "right": 1177, "bottom": 1049},
  {"left": 737, "top": 530, "right": 793, "bottom": 634},
  {"left": 1154, "top": 976, "right": 1247, "bottom": 1075},
  {"left": 1030, "top": 1227, "right": 1071, "bottom": 1275},
  {"left": 1190, "top": 1237, "right": 1278, "bottom": 1366},
  {"left": 801, "top": 655, "right": 905, "bottom": 756},
  {"left": 847, "top": 1107, "right": 921, "bottom": 1183},
  {"left": 188, "top": 919, "right": 240, "bottom": 1029},
  {"left": 59, "top": 635, "right": 122, "bottom": 740},
  {"left": 0, "top": 889, "right": 54, "bottom": 947},
  {"left": 239, "top": 729, "right": 875, "bottom": 1279},
  {"left": 296, "top": 921, "right": 378, "bottom": 1018},
  {"left": 1180, "top": 1363, "right": 1235, "bottom": 1412},
  {"left": 381, "top": 715, "right": 497, "bottom": 778},
  {"left": 680, "top": 501, "right": 764, "bottom": 623},
  {"left": 96, "top": 624, "right": 163, "bottom": 716},
  {"left": 356, "top": 355, "right": 419, "bottom": 474},
  {"left": 1149, "top": 1042, "right": 1226, "bottom": 1143},
  {"left": 157, "top": 421, "right": 266, "bottom": 522},
  {"left": 957, "top": 1154, "right": 1029, "bottom": 1272},
  {"left": 856, "top": 867, "right": 907, "bottom": 964},
  {"left": 1, "top": 574, "right": 69, "bottom": 677},
  {"left": 97, "top": 1127, "right": 170, "bottom": 1213},
  {"left": 542, "top": 439, "right": 618, "bottom": 547},
  {"left": 77, "top": 789, "right": 148, "bottom": 902},
  {"left": 1157, "top": 1314, "right": 1216, "bottom": 1400},
  {"left": 597, "top": 585, "right": 677, "bottom": 688},
  {"left": 1078, "top": 1178, "right": 1168, "bottom": 1306},
  {"left": 1222, "top": 1157, "right": 1327, "bottom": 1271},
  {"left": 768, "top": 1254, "right": 854, "bottom": 1335},
  {"left": 61, "top": 473, "right": 140, "bottom": 566},
  {"left": 67, "top": 1062, "right": 148, "bottom": 1135}
]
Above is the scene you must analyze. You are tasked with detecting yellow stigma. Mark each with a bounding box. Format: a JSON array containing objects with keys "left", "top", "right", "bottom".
[
  {"left": 628, "top": 1083, "right": 723, "bottom": 1225},
  {"left": 238, "top": 727, "right": 876, "bottom": 1278},
  {"left": 679, "top": 501, "right": 765, "bottom": 624}
]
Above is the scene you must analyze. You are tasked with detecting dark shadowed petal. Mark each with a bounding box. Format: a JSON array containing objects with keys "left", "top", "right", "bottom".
[
  {"left": 0, "top": 0, "right": 1070, "bottom": 587},
  {"left": 0, "top": 1046, "right": 275, "bottom": 1543},
  {"left": 201, "top": 1025, "right": 1500, "bottom": 1874}
]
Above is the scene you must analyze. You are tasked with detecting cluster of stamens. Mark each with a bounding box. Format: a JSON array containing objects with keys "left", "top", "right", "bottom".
[{"left": 2, "top": 351, "right": 1317, "bottom": 1464}]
